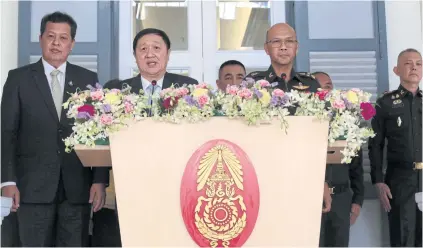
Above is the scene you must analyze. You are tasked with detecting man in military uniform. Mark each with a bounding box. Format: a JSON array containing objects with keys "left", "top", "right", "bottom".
[
  {"left": 313, "top": 72, "right": 364, "bottom": 247},
  {"left": 368, "top": 48, "right": 422, "bottom": 247},
  {"left": 246, "top": 23, "right": 331, "bottom": 212},
  {"left": 246, "top": 23, "right": 321, "bottom": 93}
]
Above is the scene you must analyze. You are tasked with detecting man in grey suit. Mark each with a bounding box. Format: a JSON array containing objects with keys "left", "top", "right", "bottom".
[{"left": 1, "top": 12, "right": 109, "bottom": 246}]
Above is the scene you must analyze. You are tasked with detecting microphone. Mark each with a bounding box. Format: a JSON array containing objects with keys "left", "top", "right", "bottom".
[
  {"left": 149, "top": 80, "right": 157, "bottom": 117},
  {"left": 280, "top": 73, "right": 287, "bottom": 90}
]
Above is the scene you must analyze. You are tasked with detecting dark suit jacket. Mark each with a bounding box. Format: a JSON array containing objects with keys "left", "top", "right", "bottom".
[
  {"left": 1, "top": 59, "right": 109, "bottom": 204},
  {"left": 103, "top": 72, "right": 198, "bottom": 93}
]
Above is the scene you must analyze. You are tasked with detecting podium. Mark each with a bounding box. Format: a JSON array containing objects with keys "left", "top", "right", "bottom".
[{"left": 76, "top": 116, "right": 333, "bottom": 247}]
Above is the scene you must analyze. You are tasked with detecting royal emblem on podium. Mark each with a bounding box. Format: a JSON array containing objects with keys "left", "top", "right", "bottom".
[
  {"left": 194, "top": 145, "right": 246, "bottom": 248},
  {"left": 181, "top": 140, "right": 259, "bottom": 248}
]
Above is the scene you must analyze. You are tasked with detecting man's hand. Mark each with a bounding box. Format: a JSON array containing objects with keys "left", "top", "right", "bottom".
[
  {"left": 376, "top": 182, "right": 392, "bottom": 212},
  {"left": 1, "top": 185, "right": 20, "bottom": 212},
  {"left": 350, "top": 203, "right": 361, "bottom": 225},
  {"left": 89, "top": 183, "right": 106, "bottom": 212},
  {"left": 323, "top": 182, "right": 332, "bottom": 213}
]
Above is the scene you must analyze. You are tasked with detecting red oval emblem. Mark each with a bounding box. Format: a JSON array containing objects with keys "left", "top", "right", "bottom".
[{"left": 180, "top": 139, "right": 260, "bottom": 247}]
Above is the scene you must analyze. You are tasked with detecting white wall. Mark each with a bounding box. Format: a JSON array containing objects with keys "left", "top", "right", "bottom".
[
  {"left": 0, "top": 0, "right": 19, "bottom": 96},
  {"left": 385, "top": 0, "right": 422, "bottom": 90}
]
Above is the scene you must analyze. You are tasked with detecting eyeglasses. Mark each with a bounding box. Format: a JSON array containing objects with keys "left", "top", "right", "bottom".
[{"left": 266, "top": 39, "right": 298, "bottom": 48}]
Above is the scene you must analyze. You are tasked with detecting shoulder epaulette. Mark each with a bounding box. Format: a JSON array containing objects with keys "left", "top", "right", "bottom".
[
  {"left": 377, "top": 89, "right": 398, "bottom": 100},
  {"left": 297, "top": 72, "right": 316, "bottom": 79},
  {"left": 247, "top": 71, "right": 266, "bottom": 78}
]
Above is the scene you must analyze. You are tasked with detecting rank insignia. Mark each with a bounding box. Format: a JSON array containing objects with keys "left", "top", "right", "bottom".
[
  {"left": 292, "top": 83, "right": 309, "bottom": 90},
  {"left": 397, "top": 116, "right": 402, "bottom": 127},
  {"left": 268, "top": 72, "right": 274, "bottom": 78},
  {"left": 250, "top": 72, "right": 258, "bottom": 76}
]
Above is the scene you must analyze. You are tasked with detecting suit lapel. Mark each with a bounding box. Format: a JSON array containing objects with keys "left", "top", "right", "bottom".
[
  {"left": 60, "top": 62, "right": 75, "bottom": 123},
  {"left": 129, "top": 75, "right": 142, "bottom": 93},
  {"left": 162, "top": 72, "right": 172, "bottom": 89},
  {"left": 31, "top": 59, "right": 59, "bottom": 122}
]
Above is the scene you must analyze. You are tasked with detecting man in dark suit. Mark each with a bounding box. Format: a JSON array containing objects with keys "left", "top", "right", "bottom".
[
  {"left": 93, "top": 28, "right": 197, "bottom": 247},
  {"left": 1, "top": 12, "right": 109, "bottom": 247},
  {"left": 104, "top": 28, "right": 198, "bottom": 93}
]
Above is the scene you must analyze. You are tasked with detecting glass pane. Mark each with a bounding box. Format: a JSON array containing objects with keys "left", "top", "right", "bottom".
[
  {"left": 217, "top": 0, "right": 270, "bottom": 51},
  {"left": 31, "top": 1, "right": 97, "bottom": 42},
  {"left": 308, "top": 1, "right": 374, "bottom": 39},
  {"left": 132, "top": 1, "right": 188, "bottom": 50},
  {"left": 133, "top": 68, "right": 189, "bottom": 77}
]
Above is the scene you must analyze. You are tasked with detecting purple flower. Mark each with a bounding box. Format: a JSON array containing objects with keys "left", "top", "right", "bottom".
[
  {"left": 102, "top": 104, "right": 111, "bottom": 113},
  {"left": 343, "top": 98, "right": 354, "bottom": 109},
  {"left": 280, "top": 94, "right": 290, "bottom": 105},
  {"left": 241, "top": 77, "right": 255, "bottom": 88},
  {"left": 77, "top": 111, "right": 92, "bottom": 120},
  {"left": 270, "top": 94, "right": 290, "bottom": 107},
  {"left": 254, "top": 88, "right": 263, "bottom": 98},
  {"left": 87, "top": 83, "right": 103, "bottom": 92},
  {"left": 183, "top": 95, "right": 200, "bottom": 108}
]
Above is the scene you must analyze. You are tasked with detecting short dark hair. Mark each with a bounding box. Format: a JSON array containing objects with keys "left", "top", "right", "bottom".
[
  {"left": 311, "top": 71, "right": 331, "bottom": 78},
  {"left": 397, "top": 48, "right": 422, "bottom": 63},
  {"left": 132, "top": 28, "right": 171, "bottom": 52},
  {"left": 219, "top": 60, "right": 246, "bottom": 74},
  {"left": 40, "top": 12, "right": 77, "bottom": 40}
]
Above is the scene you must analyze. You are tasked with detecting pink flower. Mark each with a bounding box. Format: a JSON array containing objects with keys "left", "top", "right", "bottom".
[
  {"left": 351, "top": 88, "right": 361, "bottom": 93},
  {"left": 196, "top": 83, "right": 208, "bottom": 89},
  {"left": 124, "top": 102, "right": 134, "bottom": 113},
  {"left": 257, "top": 80, "right": 270, "bottom": 88},
  {"left": 176, "top": 87, "right": 189, "bottom": 97},
  {"left": 110, "top": 89, "right": 121, "bottom": 93},
  {"left": 316, "top": 90, "right": 329, "bottom": 101},
  {"left": 197, "top": 95, "right": 209, "bottom": 107},
  {"left": 90, "top": 90, "right": 104, "bottom": 101},
  {"left": 237, "top": 88, "right": 253, "bottom": 99},
  {"left": 100, "top": 114, "right": 113, "bottom": 125},
  {"left": 160, "top": 88, "right": 172, "bottom": 97},
  {"left": 332, "top": 99, "right": 346, "bottom": 110},
  {"left": 226, "top": 85, "right": 239, "bottom": 96},
  {"left": 360, "top": 102, "right": 376, "bottom": 120},
  {"left": 272, "top": 89, "right": 285, "bottom": 97}
]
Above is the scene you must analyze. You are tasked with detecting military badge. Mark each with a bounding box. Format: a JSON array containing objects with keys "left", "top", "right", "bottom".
[
  {"left": 397, "top": 116, "right": 402, "bottom": 127},
  {"left": 292, "top": 83, "right": 309, "bottom": 90}
]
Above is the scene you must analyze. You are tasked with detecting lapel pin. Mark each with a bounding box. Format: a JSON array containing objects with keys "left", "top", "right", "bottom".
[{"left": 68, "top": 81, "right": 73, "bottom": 87}]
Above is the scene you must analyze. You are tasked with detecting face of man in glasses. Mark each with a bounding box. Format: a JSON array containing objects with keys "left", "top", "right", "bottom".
[{"left": 264, "top": 23, "right": 298, "bottom": 67}]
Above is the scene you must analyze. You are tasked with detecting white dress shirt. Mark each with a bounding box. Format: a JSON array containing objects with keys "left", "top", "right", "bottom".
[
  {"left": 141, "top": 75, "right": 164, "bottom": 94},
  {"left": 0, "top": 58, "right": 67, "bottom": 188}
]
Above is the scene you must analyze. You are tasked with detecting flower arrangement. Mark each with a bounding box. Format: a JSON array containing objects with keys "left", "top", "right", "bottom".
[
  {"left": 151, "top": 83, "right": 216, "bottom": 123},
  {"left": 62, "top": 83, "right": 150, "bottom": 153},
  {"left": 63, "top": 79, "right": 376, "bottom": 163}
]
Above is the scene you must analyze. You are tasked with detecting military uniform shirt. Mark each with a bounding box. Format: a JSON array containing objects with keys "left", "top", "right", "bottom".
[
  {"left": 246, "top": 66, "right": 321, "bottom": 93},
  {"left": 368, "top": 85, "right": 422, "bottom": 183}
]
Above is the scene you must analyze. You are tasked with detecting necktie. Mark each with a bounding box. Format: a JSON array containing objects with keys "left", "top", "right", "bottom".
[{"left": 50, "top": 70, "right": 63, "bottom": 120}]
